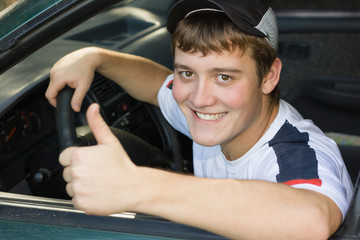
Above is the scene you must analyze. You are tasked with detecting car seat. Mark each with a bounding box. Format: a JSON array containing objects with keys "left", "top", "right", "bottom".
[{"left": 285, "top": 75, "right": 360, "bottom": 183}]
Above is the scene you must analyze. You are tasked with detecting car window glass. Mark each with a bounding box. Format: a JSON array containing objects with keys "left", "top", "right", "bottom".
[
  {"left": 267, "top": 0, "right": 360, "bottom": 10},
  {"left": 0, "top": 0, "right": 18, "bottom": 12},
  {"left": 0, "top": 0, "right": 61, "bottom": 41}
]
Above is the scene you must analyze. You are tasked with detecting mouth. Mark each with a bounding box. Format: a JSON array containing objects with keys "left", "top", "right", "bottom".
[{"left": 195, "top": 111, "right": 226, "bottom": 121}]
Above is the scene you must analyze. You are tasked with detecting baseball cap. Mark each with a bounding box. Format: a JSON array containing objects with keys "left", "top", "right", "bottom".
[{"left": 167, "top": 0, "right": 278, "bottom": 50}]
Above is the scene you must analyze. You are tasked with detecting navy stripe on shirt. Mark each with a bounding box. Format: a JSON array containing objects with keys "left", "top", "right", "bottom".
[{"left": 269, "top": 120, "right": 322, "bottom": 186}]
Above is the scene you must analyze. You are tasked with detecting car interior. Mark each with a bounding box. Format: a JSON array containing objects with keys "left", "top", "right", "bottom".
[
  {"left": 276, "top": 12, "right": 360, "bottom": 183},
  {"left": 0, "top": 0, "right": 359, "bottom": 238}
]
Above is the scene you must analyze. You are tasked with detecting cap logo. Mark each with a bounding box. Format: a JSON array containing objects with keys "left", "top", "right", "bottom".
[
  {"left": 254, "top": 8, "right": 278, "bottom": 50},
  {"left": 185, "top": 8, "right": 225, "bottom": 18}
]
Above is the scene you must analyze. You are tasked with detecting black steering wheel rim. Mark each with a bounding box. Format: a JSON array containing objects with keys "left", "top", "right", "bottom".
[
  {"left": 55, "top": 86, "right": 183, "bottom": 172},
  {"left": 56, "top": 86, "right": 78, "bottom": 151}
]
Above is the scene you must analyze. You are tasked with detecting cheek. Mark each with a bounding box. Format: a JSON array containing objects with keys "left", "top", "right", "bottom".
[
  {"left": 172, "top": 79, "right": 185, "bottom": 103},
  {"left": 220, "top": 82, "right": 261, "bottom": 110},
  {"left": 220, "top": 85, "right": 248, "bottom": 108}
]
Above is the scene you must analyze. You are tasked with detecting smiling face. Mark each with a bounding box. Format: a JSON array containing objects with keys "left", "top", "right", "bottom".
[{"left": 172, "top": 47, "right": 279, "bottom": 159}]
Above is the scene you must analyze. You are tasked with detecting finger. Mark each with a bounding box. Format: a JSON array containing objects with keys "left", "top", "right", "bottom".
[
  {"left": 46, "top": 66, "right": 72, "bottom": 108},
  {"left": 86, "top": 103, "right": 119, "bottom": 145},
  {"left": 62, "top": 166, "right": 72, "bottom": 183},
  {"left": 66, "top": 182, "right": 74, "bottom": 198},
  {"left": 45, "top": 81, "right": 65, "bottom": 108},
  {"left": 59, "top": 147, "right": 77, "bottom": 167},
  {"left": 71, "top": 82, "right": 91, "bottom": 112}
]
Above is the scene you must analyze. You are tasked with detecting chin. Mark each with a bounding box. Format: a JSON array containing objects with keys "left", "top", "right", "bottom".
[{"left": 192, "top": 136, "right": 221, "bottom": 147}]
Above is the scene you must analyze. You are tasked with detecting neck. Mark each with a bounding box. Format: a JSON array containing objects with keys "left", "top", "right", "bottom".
[{"left": 221, "top": 100, "right": 279, "bottom": 161}]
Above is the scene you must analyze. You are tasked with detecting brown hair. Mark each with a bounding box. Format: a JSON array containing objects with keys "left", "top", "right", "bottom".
[{"left": 171, "top": 12, "right": 279, "bottom": 103}]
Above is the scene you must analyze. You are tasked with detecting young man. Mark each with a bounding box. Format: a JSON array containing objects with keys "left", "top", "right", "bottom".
[{"left": 46, "top": 0, "right": 353, "bottom": 239}]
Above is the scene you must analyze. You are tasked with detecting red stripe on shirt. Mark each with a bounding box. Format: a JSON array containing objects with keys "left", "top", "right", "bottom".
[
  {"left": 166, "top": 80, "right": 173, "bottom": 89},
  {"left": 283, "top": 179, "right": 322, "bottom": 187}
]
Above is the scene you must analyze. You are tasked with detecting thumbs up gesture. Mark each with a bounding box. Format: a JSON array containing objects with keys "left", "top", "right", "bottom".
[{"left": 60, "top": 103, "right": 139, "bottom": 215}]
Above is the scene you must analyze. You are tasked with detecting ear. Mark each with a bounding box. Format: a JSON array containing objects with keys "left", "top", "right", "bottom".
[{"left": 261, "top": 58, "right": 282, "bottom": 95}]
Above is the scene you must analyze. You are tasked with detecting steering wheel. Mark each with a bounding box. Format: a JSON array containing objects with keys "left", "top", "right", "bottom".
[{"left": 55, "top": 86, "right": 183, "bottom": 172}]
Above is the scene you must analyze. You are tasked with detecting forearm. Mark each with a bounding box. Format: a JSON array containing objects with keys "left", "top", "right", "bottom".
[
  {"left": 60, "top": 104, "right": 342, "bottom": 239},
  {"left": 93, "top": 47, "right": 173, "bottom": 106},
  {"left": 132, "top": 167, "right": 341, "bottom": 240}
]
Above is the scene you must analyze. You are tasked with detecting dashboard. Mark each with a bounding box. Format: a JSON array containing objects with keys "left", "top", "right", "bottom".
[
  {"left": 0, "top": 73, "right": 166, "bottom": 198},
  {"left": 0, "top": 2, "right": 192, "bottom": 199},
  {"left": 0, "top": 90, "right": 52, "bottom": 155}
]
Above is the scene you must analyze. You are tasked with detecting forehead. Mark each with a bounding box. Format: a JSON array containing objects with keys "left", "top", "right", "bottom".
[{"left": 173, "top": 47, "right": 256, "bottom": 71}]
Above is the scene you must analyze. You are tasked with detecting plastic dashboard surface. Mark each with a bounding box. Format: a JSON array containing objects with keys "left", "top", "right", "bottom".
[{"left": 0, "top": 5, "right": 171, "bottom": 194}]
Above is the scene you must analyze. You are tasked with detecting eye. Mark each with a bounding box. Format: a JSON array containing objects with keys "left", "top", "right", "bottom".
[
  {"left": 217, "top": 74, "right": 231, "bottom": 82},
  {"left": 181, "top": 71, "right": 194, "bottom": 78}
]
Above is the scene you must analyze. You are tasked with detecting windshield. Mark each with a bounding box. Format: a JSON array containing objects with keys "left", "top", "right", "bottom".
[
  {"left": 1, "top": 0, "right": 359, "bottom": 45},
  {"left": 0, "top": 0, "right": 18, "bottom": 11},
  {"left": 0, "top": 0, "right": 61, "bottom": 42}
]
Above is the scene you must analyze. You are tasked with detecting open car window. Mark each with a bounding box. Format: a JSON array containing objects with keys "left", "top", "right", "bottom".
[{"left": 0, "top": 0, "right": 62, "bottom": 42}]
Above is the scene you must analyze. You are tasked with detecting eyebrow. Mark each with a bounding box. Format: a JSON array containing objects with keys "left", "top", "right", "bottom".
[
  {"left": 173, "top": 63, "right": 193, "bottom": 71},
  {"left": 211, "top": 67, "right": 242, "bottom": 74},
  {"left": 173, "top": 63, "right": 242, "bottom": 74}
]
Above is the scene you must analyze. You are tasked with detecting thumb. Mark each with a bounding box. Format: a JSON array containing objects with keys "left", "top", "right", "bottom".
[{"left": 86, "top": 103, "right": 118, "bottom": 145}]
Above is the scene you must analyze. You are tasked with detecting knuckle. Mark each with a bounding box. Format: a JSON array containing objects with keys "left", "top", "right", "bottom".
[
  {"left": 49, "top": 68, "right": 56, "bottom": 78},
  {"left": 72, "top": 196, "right": 85, "bottom": 211},
  {"left": 72, "top": 193, "right": 91, "bottom": 213},
  {"left": 71, "top": 181, "right": 81, "bottom": 194},
  {"left": 70, "top": 166, "right": 81, "bottom": 180},
  {"left": 73, "top": 149, "right": 86, "bottom": 165}
]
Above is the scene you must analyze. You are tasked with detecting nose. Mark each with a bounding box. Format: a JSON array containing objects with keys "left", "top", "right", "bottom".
[{"left": 190, "top": 78, "right": 216, "bottom": 108}]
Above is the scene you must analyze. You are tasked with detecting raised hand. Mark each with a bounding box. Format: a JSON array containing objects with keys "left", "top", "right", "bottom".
[{"left": 60, "top": 103, "right": 139, "bottom": 215}]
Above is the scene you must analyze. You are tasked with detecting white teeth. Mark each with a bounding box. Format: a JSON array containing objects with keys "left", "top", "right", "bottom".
[{"left": 196, "top": 112, "right": 226, "bottom": 121}]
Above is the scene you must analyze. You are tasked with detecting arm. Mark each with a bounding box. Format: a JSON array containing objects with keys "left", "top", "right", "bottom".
[
  {"left": 61, "top": 104, "right": 342, "bottom": 240},
  {"left": 46, "top": 47, "right": 172, "bottom": 111},
  {"left": 136, "top": 170, "right": 342, "bottom": 240}
]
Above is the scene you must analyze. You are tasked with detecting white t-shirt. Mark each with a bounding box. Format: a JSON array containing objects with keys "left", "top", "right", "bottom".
[{"left": 158, "top": 74, "right": 353, "bottom": 218}]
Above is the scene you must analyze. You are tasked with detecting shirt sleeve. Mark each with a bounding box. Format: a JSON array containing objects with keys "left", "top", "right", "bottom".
[
  {"left": 265, "top": 119, "right": 353, "bottom": 219},
  {"left": 157, "top": 74, "right": 191, "bottom": 138},
  {"left": 256, "top": 146, "right": 353, "bottom": 220},
  {"left": 290, "top": 148, "right": 354, "bottom": 220}
]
